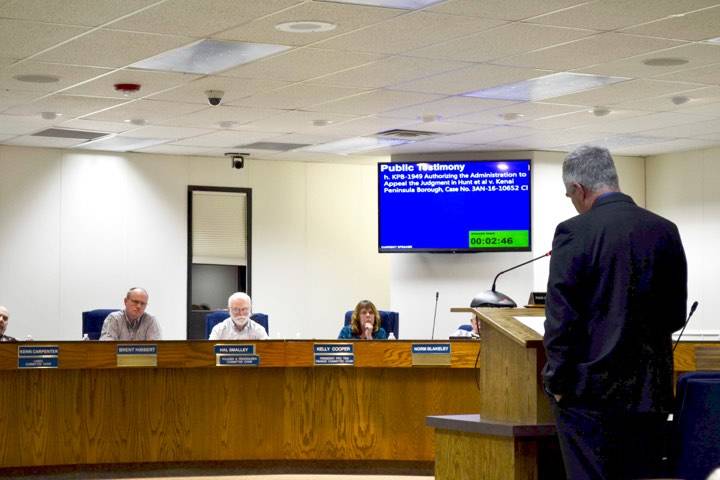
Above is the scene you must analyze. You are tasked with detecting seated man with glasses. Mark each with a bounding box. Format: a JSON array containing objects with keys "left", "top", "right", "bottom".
[
  {"left": 0, "top": 305, "right": 17, "bottom": 342},
  {"left": 209, "top": 292, "right": 268, "bottom": 340},
  {"left": 100, "top": 287, "right": 161, "bottom": 341}
]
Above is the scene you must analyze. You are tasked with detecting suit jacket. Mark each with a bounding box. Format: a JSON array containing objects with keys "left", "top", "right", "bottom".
[{"left": 543, "top": 192, "right": 687, "bottom": 412}]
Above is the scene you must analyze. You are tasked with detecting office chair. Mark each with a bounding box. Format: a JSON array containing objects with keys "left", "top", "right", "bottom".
[
  {"left": 672, "top": 372, "right": 720, "bottom": 480},
  {"left": 81, "top": 309, "right": 119, "bottom": 340},
  {"left": 343, "top": 310, "right": 399, "bottom": 339},
  {"left": 205, "top": 310, "right": 269, "bottom": 339}
]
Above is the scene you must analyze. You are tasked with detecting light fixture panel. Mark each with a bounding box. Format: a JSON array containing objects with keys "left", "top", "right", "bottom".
[
  {"left": 463, "top": 73, "right": 629, "bottom": 102},
  {"left": 315, "top": 0, "right": 443, "bottom": 9},
  {"left": 130, "top": 39, "right": 290, "bottom": 75}
]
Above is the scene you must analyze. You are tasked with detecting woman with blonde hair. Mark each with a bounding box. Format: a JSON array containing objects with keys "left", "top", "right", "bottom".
[{"left": 338, "top": 300, "right": 387, "bottom": 340}]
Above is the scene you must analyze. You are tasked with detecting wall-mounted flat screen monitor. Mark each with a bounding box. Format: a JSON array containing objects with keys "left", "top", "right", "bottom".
[{"left": 378, "top": 159, "right": 531, "bottom": 253}]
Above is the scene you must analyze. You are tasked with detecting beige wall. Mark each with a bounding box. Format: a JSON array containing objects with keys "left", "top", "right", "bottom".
[
  {"left": 0, "top": 145, "right": 390, "bottom": 340},
  {"left": 646, "top": 146, "right": 720, "bottom": 336}
]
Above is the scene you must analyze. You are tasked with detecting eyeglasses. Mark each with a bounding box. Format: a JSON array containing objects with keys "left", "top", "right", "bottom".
[
  {"left": 0, "top": 314, "right": 8, "bottom": 320},
  {"left": 128, "top": 299, "right": 147, "bottom": 307}
]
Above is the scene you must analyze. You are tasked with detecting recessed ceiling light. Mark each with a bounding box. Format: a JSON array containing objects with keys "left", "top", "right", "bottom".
[
  {"left": 671, "top": 95, "right": 690, "bottom": 105},
  {"left": 13, "top": 74, "right": 60, "bottom": 83},
  {"left": 218, "top": 120, "right": 238, "bottom": 129},
  {"left": 419, "top": 113, "right": 442, "bottom": 123},
  {"left": 591, "top": 106, "right": 611, "bottom": 117},
  {"left": 499, "top": 112, "right": 524, "bottom": 121},
  {"left": 642, "top": 57, "right": 689, "bottom": 67},
  {"left": 40, "top": 112, "right": 62, "bottom": 120},
  {"left": 124, "top": 118, "right": 147, "bottom": 126},
  {"left": 312, "top": 119, "right": 333, "bottom": 127},
  {"left": 463, "top": 72, "right": 628, "bottom": 102},
  {"left": 275, "top": 21, "right": 337, "bottom": 33},
  {"left": 315, "top": 0, "right": 443, "bottom": 9},
  {"left": 130, "top": 39, "right": 290, "bottom": 75}
]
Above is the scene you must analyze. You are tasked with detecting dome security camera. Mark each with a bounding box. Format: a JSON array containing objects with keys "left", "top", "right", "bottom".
[
  {"left": 225, "top": 152, "right": 248, "bottom": 169},
  {"left": 205, "top": 89, "right": 224, "bottom": 106}
]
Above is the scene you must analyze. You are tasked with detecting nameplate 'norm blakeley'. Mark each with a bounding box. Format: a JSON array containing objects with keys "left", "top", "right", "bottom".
[{"left": 411, "top": 343, "right": 451, "bottom": 366}]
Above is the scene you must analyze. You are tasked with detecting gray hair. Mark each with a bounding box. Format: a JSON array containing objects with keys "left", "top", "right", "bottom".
[
  {"left": 562, "top": 145, "right": 620, "bottom": 193},
  {"left": 126, "top": 287, "right": 148, "bottom": 299},
  {"left": 228, "top": 291, "right": 252, "bottom": 307}
]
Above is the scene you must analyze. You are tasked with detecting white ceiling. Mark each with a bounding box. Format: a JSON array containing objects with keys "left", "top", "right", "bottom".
[{"left": 1, "top": 0, "right": 719, "bottom": 161}]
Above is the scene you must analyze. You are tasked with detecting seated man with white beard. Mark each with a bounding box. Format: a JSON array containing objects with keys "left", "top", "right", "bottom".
[{"left": 209, "top": 292, "right": 268, "bottom": 340}]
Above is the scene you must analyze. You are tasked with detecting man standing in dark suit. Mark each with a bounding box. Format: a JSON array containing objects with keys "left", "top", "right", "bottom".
[{"left": 543, "top": 145, "right": 688, "bottom": 480}]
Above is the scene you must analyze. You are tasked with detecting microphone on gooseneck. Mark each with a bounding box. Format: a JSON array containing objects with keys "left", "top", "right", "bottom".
[
  {"left": 673, "top": 300, "right": 699, "bottom": 353},
  {"left": 431, "top": 291, "right": 439, "bottom": 340}
]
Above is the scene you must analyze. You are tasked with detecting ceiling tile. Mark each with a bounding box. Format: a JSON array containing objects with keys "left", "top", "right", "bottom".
[
  {"left": 655, "top": 62, "right": 720, "bottom": 85},
  {"left": 442, "top": 125, "right": 538, "bottom": 144},
  {"left": 236, "top": 110, "right": 359, "bottom": 135},
  {"left": 230, "top": 84, "right": 369, "bottom": 110},
  {"left": 527, "top": 0, "right": 719, "bottom": 31},
  {"left": 0, "top": 90, "right": 44, "bottom": 112},
  {"left": 63, "top": 69, "right": 201, "bottom": 99},
  {"left": 409, "top": 23, "right": 597, "bottom": 63},
  {"left": 147, "top": 76, "right": 292, "bottom": 104},
  {"left": 108, "top": 0, "right": 304, "bottom": 38},
  {"left": 621, "top": 5, "right": 720, "bottom": 41},
  {"left": 214, "top": 1, "right": 404, "bottom": 46},
  {"left": 117, "top": 125, "right": 214, "bottom": 139},
  {"left": 313, "top": 56, "right": 469, "bottom": 89},
  {"left": 378, "top": 96, "right": 518, "bottom": 120},
  {"left": 0, "top": 0, "right": 158, "bottom": 27},
  {"left": 391, "top": 64, "right": 549, "bottom": 95},
  {"left": 0, "top": 62, "right": 112, "bottom": 93},
  {"left": 57, "top": 118, "right": 134, "bottom": 133},
  {"left": 455, "top": 102, "right": 586, "bottom": 125},
  {"left": 311, "top": 89, "right": 443, "bottom": 115},
  {"left": 0, "top": 114, "right": 57, "bottom": 134},
  {"left": 220, "top": 48, "right": 383, "bottom": 83},
  {"left": 0, "top": 19, "right": 89, "bottom": 59},
  {"left": 156, "top": 106, "right": 283, "bottom": 129},
  {"left": 83, "top": 99, "right": 205, "bottom": 123},
  {"left": 610, "top": 86, "right": 720, "bottom": 113},
  {"left": 5, "top": 135, "right": 89, "bottom": 148},
  {"left": 4, "top": 94, "right": 129, "bottom": 117},
  {"left": 35, "top": 29, "right": 196, "bottom": 68},
  {"left": 133, "top": 144, "right": 227, "bottom": 156},
  {"left": 495, "top": 33, "right": 684, "bottom": 71},
  {"left": 428, "top": 0, "right": 588, "bottom": 21},
  {"left": 635, "top": 118, "right": 720, "bottom": 138},
  {"left": 314, "top": 11, "right": 506, "bottom": 54},
  {"left": 578, "top": 44, "right": 720, "bottom": 79},
  {"left": 175, "top": 130, "right": 285, "bottom": 148},
  {"left": 524, "top": 109, "right": 654, "bottom": 131},
  {"left": 572, "top": 111, "right": 713, "bottom": 135},
  {"left": 548, "top": 79, "right": 702, "bottom": 106},
  {"left": 303, "top": 115, "right": 418, "bottom": 137}
]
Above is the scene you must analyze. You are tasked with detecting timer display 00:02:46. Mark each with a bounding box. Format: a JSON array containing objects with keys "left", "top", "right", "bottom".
[{"left": 468, "top": 230, "right": 529, "bottom": 248}]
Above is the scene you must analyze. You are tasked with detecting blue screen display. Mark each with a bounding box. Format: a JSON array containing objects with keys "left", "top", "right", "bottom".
[{"left": 378, "top": 159, "right": 531, "bottom": 253}]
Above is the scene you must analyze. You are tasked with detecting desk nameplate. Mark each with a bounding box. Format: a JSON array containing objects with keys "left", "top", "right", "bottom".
[
  {"left": 214, "top": 344, "right": 259, "bottom": 366},
  {"left": 314, "top": 343, "right": 354, "bottom": 366},
  {"left": 18, "top": 345, "right": 59, "bottom": 369},
  {"left": 412, "top": 343, "right": 451, "bottom": 366},
  {"left": 116, "top": 344, "right": 157, "bottom": 367}
]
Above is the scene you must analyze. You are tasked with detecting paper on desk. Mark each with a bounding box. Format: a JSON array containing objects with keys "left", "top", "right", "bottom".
[{"left": 514, "top": 316, "right": 546, "bottom": 336}]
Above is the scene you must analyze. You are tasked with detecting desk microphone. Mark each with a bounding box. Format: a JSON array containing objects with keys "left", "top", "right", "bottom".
[
  {"left": 431, "top": 291, "right": 439, "bottom": 339},
  {"left": 673, "top": 300, "right": 699, "bottom": 352},
  {"left": 470, "top": 251, "right": 552, "bottom": 308}
]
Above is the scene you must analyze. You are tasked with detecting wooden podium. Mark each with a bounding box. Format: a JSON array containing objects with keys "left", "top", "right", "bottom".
[{"left": 427, "top": 307, "right": 563, "bottom": 479}]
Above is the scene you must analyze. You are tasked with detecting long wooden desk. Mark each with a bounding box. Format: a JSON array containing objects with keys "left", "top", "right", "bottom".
[{"left": 0, "top": 340, "right": 481, "bottom": 469}]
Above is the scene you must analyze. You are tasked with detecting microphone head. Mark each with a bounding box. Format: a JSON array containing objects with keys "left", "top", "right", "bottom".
[
  {"left": 435, "top": 291, "right": 439, "bottom": 300},
  {"left": 690, "top": 300, "right": 699, "bottom": 314}
]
